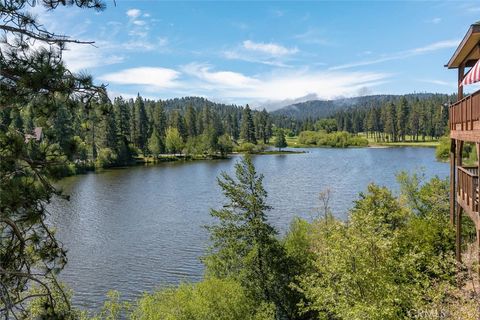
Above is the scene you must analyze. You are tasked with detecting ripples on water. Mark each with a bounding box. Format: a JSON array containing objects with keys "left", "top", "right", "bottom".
[{"left": 47, "top": 147, "right": 449, "bottom": 310}]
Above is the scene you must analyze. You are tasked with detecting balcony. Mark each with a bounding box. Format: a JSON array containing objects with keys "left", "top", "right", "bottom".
[
  {"left": 450, "top": 89, "right": 480, "bottom": 142},
  {"left": 457, "top": 166, "right": 480, "bottom": 226}
]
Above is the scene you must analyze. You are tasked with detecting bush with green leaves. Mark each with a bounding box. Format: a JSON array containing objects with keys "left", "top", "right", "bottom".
[
  {"left": 298, "top": 130, "right": 368, "bottom": 147},
  {"left": 95, "top": 148, "right": 118, "bottom": 169},
  {"left": 130, "top": 278, "right": 275, "bottom": 320},
  {"left": 233, "top": 142, "right": 266, "bottom": 153},
  {"left": 296, "top": 173, "right": 456, "bottom": 319}
]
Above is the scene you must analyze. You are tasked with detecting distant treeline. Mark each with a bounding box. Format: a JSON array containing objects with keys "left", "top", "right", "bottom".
[
  {"left": 0, "top": 95, "right": 275, "bottom": 169},
  {"left": 273, "top": 94, "right": 454, "bottom": 141},
  {"left": 1, "top": 93, "right": 456, "bottom": 171}
]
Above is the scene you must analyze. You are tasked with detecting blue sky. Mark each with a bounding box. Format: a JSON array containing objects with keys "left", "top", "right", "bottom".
[{"left": 37, "top": 1, "right": 480, "bottom": 109}]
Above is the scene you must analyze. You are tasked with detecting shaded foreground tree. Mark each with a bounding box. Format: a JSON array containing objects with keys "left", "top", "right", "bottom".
[{"left": 1, "top": 0, "right": 107, "bottom": 318}]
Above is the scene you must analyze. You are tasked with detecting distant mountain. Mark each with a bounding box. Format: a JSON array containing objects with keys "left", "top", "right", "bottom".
[{"left": 269, "top": 93, "right": 450, "bottom": 121}]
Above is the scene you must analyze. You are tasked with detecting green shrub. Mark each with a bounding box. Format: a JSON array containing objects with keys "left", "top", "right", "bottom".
[
  {"left": 130, "top": 278, "right": 274, "bottom": 320},
  {"left": 435, "top": 136, "right": 450, "bottom": 161},
  {"left": 298, "top": 130, "right": 368, "bottom": 147},
  {"left": 95, "top": 148, "right": 118, "bottom": 168},
  {"left": 234, "top": 142, "right": 266, "bottom": 153}
]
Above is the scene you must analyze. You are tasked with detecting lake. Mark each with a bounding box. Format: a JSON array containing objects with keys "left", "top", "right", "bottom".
[{"left": 47, "top": 147, "right": 449, "bottom": 310}]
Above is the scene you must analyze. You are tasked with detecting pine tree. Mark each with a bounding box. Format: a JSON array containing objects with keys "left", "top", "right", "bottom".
[
  {"left": 206, "top": 156, "right": 298, "bottom": 318},
  {"left": 133, "top": 94, "right": 148, "bottom": 155},
  {"left": 274, "top": 129, "right": 287, "bottom": 151},
  {"left": 396, "top": 97, "right": 409, "bottom": 142},
  {"left": 99, "top": 102, "right": 118, "bottom": 151},
  {"left": 263, "top": 109, "right": 273, "bottom": 143},
  {"left": 184, "top": 104, "right": 198, "bottom": 137},
  {"left": 240, "top": 104, "right": 256, "bottom": 144},
  {"left": 52, "top": 102, "right": 76, "bottom": 154},
  {"left": 169, "top": 110, "right": 187, "bottom": 139},
  {"left": 409, "top": 100, "right": 420, "bottom": 141},
  {"left": 0, "top": 0, "right": 107, "bottom": 317},
  {"left": 232, "top": 112, "right": 240, "bottom": 140},
  {"left": 113, "top": 97, "right": 131, "bottom": 141},
  {"left": 153, "top": 101, "right": 167, "bottom": 137}
]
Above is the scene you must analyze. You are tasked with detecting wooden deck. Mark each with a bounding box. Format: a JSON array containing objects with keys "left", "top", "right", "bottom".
[
  {"left": 457, "top": 166, "right": 480, "bottom": 228},
  {"left": 450, "top": 89, "right": 480, "bottom": 142}
]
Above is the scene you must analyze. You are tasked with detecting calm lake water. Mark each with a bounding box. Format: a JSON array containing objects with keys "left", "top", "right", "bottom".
[{"left": 48, "top": 147, "right": 449, "bottom": 310}]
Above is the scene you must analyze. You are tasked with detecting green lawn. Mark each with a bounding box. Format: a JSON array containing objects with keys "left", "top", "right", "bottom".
[
  {"left": 362, "top": 133, "right": 439, "bottom": 148},
  {"left": 281, "top": 134, "right": 440, "bottom": 148}
]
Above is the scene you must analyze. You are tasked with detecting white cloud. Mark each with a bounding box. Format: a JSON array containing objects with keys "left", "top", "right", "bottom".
[
  {"left": 99, "top": 67, "right": 180, "bottom": 89},
  {"left": 243, "top": 40, "right": 298, "bottom": 56},
  {"left": 418, "top": 79, "right": 455, "bottom": 87},
  {"left": 223, "top": 40, "right": 298, "bottom": 67},
  {"left": 411, "top": 39, "right": 458, "bottom": 53},
  {"left": 428, "top": 17, "right": 442, "bottom": 24},
  {"left": 126, "top": 9, "right": 141, "bottom": 18},
  {"left": 330, "top": 39, "right": 459, "bottom": 70},
  {"left": 294, "top": 28, "right": 330, "bottom": 46},
  {"left": 133, "top": 20, "right": 147, "bottom": 26},
  {"left": 99, "top": 63, "right": 389, "bottom": 106},
  {"left": 62, "top": 42, "right": 124, "bottom": 72},
  {"left": 182, "top": 63, "right": 259, "bottom": 88},
  {"left": 223, "top": 50, "right": 290, "bottom": 67},
  {"left": 224, "top": 69, "right": 389, "bottom": 102}
]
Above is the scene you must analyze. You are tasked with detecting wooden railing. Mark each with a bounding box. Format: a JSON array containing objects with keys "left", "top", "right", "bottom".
[
  {"left": 450, "top": 89, "right": 480, "bottom": 131},
  {"left": 457, "top": 166, "right": 479, "bottom": 214}
]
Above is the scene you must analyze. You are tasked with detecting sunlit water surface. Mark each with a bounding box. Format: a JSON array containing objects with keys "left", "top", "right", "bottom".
[{"left": 47, "top": 147, "right": 449, "bottom": 310}]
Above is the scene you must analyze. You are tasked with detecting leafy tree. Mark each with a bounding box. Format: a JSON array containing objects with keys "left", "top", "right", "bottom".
[
  {"left": 298, "top": 176, "right": 455, "bottom": 320},
  {"left": 165, "top": 127, "right": 184, "bottom": 154},
  {"left": 95, "top": 147, "right": 117, "bottom": 168},
  {"left": 217, "top": 133, "right": 233, "bottom": 156},
  {"left": 240, "top": 105, "right": 256, "bottom": 144},
  {"left": 148, "top": 127, "right": 164, "bottom": 157},
  {"left": 202, "top": 126, "right": 219, "bottom": 155},
  {"left": 274, "top": 129, "right": 287, "bottom": 151},
  {"left": 315, "top": 118, "right": 337, "bottom": 133}
]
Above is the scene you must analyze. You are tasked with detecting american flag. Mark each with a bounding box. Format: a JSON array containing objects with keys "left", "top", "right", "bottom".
[{"left": 461, "top": 59, "right": 480, "bottom": 86}]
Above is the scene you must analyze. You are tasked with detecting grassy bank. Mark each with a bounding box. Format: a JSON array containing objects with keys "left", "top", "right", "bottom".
[
  {"left": 368, "top": 140, "right": 439, "bottom": 148},
  {"left": 283, "top": 133, "right": 440, "bottom": 148}
]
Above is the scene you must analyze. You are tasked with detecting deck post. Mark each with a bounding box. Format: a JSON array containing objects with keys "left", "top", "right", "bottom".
[
  {"left": 450, "top": 139, "right": 456, "bottom": 225},
  {"left": 477, "top": 228, "right": 480, "bottom": 276},
  {"left": 456, "top": 141, "right": 463, "bottom": 263},
  {"left": 456, "top": 206, "right": 462, "bottom": 263},
  {"left": 458, "top": 64, "right": 464, "bottom": 100}
]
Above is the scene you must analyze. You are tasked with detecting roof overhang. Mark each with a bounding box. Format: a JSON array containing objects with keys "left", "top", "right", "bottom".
[{"left": 447, "top": 24, "right": 480, "bottom": 69}]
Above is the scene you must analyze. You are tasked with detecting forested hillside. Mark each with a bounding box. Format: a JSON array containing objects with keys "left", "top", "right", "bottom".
[
  {"left": 1, "top": 90, "right": 454, "bottom": 175},
  {"left": 279, "top": 94, "right": 453, "bottom": 142},
  {"left": 271, "top": 93, "right": 453, "bottom": 121},
  {"left": 0, "top": 95, "right": 277, "bottom": 169}
]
